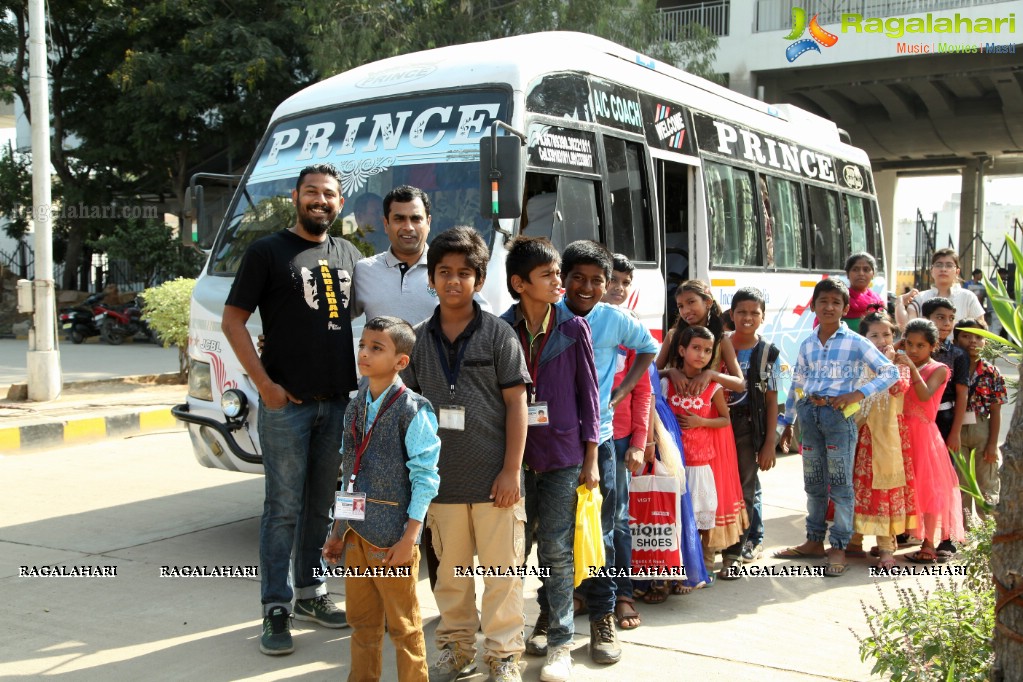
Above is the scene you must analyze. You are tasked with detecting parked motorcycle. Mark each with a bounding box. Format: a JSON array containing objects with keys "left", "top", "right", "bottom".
[
  {"left": 97, "top": 296, "right": 155, "bottom": 345},
  {"left": 58, "top": 292, "right": 107, "bottom": 344}
]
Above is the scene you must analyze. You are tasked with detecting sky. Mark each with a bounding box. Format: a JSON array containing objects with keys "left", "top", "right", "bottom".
[{"left": 895, "top": 175, "right": 1022, "bottom": 222}]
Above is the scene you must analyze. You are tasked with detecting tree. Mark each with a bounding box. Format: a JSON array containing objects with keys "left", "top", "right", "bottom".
[
  {"left": 0, "top": 142, "right": 31, "bottom": 241},
  {"left": 89, "top": 217, "right": 203, "bottom": 287},
  {"left": 303, "top": 0, "right": 721, "bottom": 83}
]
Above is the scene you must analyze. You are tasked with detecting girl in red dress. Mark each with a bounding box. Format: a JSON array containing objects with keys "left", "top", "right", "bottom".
[{"left": 663, "top": 326, "right": 748, "bottom": 582}]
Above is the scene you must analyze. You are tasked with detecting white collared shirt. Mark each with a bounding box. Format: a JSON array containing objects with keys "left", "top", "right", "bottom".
[{"left": 353, "top": 249, "right": 437, "bottom": 325}]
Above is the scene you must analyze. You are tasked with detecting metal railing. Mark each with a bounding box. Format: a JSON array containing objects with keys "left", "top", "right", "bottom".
[
  {"left": 755, "top": 0, "right": 1013, "bottom": 32},
  {"left": 660, "top": 1, "right": 731, "bottom": 40}
]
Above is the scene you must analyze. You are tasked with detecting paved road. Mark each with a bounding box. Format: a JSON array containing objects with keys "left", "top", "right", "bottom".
[
  {"left": 0, "top": 338, "right": 181, "bottom": 389},
  {"left": 0, "top": 430, "right": 905, "bottom": 681}
]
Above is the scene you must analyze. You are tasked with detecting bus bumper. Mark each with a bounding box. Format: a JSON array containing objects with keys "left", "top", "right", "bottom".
[{"left": 172, "top": 403, "right": 264, "bottom": 473}]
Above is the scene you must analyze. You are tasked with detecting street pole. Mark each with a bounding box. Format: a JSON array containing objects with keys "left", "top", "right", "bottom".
[{"left": 26, "top": 0, "right": 61, "bottom": 400}]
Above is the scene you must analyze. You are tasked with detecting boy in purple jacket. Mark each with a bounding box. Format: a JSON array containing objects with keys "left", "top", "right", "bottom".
[{"left": 499, "top": 236, "right": 600, "bottom": 682}]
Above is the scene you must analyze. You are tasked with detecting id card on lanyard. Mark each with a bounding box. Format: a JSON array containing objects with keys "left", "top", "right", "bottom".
[
  {"left": 435, "top": 332, "right": 470, "bottom": 431},
  {"left": 338, "top": 385, "right": 406, "bottom": 519},
  {"left": 519, "top": 315, "right": 550, "bottom": 427}
]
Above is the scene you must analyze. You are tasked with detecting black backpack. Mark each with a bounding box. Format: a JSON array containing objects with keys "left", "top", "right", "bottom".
[{"left": 746, "top": 339, "right": 780, "bottom": 452}]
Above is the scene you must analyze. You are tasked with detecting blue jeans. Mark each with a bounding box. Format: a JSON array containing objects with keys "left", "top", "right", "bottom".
[
  {"left": 531, "top": 464, "right": 581, "bottom": 649},
  {"left": 578, "top": 438, "right": 616, "bottom": 619},
  {"left": 612, "top": 436, "right": 634, "bottom": 600},
  {"left": 258, "top": 397, "right": 347, "bottom": 615},
  {"left": 796, "top": 400, "right": 856, "bottom": 550}
]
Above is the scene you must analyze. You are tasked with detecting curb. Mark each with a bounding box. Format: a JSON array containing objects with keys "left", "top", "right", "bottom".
[{"left": 0, "top": 406, "right": 182, "bottom": 453}]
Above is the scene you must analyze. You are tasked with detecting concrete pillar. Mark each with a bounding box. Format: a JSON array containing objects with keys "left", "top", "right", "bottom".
[
  {"left": 874, "top": 169, "right": 898, "bottom": 291},
  {"left": 958, "top": 162, "right": 978, "bottom": 271}
]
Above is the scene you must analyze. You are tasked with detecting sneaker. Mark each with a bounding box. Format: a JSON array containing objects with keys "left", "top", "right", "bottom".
[
  {"left": 588, "top": 613, "right": 621, "bottom": 664},
  {"left": 525, "top": 611, "right": 550, "bottom": 656},
  {"left": 741, "top": 541, "right": 764, "bottom": 563},
  {"left": 540, "top": 645, "right": 573, "bottom": 682},
  {"left": 428, "top": 643, "right": 476, "bottom": 682},
  {"left": 293, "top": 595, "right": 349, "bottom": 629},
  {"left": 489, "top": 655, "right": 522, "bottom": 682},
  {"left": 259, "top": 606, "right": 294, "bottom": 656}
]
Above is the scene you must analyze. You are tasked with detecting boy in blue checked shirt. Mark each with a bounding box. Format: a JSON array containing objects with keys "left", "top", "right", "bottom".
[
  {"left": 540, "top": 240, "right": 657, "bottom": 666},
  {"left": 776, "top": 279, "right": 897, "bottom": 577}
]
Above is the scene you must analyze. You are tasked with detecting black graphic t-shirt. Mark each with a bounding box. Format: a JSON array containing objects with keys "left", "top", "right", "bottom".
[{"left": 226, "top": 229, "right": 360, "bottom": 400}]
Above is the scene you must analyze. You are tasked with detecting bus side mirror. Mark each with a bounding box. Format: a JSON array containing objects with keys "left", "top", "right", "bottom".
[
  {"left": 479, "top": 135, "right": 524, "bottom": 220},
  {"left": 183, "top": 184, "right": 205, "bottom": 248}
]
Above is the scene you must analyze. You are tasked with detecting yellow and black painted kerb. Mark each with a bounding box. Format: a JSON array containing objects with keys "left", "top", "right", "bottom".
[{"left": 0, "top": 409, "right": 179, "bottom": 453}]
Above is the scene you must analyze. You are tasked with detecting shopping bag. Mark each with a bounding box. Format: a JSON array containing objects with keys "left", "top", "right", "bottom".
[
  {"left": 573, "top": 484, "right": 605, "bottom": 587},
  {"left": 629, "top": 460, "right": 683, "bottom": 570}
]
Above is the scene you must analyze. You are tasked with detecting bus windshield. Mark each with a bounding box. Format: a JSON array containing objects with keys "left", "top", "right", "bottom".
[{"left": 209, "top": 90, "right": 510, "bottom": 275}]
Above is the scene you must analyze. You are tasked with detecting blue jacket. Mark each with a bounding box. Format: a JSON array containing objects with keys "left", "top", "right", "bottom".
[{"left": 499, "top": 304, "right": 600, "bottom": 472}]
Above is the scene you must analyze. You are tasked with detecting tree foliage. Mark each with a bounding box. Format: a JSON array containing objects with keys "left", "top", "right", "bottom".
[
  {"left": 0, "top": 142, "right": 32, "bottom": 240},
  {"left": 1, "top": 0, "right": 720, "bottom": 287},
  {"left": 89, "top": 218, "right": 203, "bottom": 287}
]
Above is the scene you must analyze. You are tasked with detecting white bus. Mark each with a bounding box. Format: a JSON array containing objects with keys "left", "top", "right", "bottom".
[{"left": 174, "top": 31, "right": 885, "bottom": 473}]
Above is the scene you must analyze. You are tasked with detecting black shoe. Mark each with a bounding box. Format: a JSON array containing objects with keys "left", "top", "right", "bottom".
[
  {"left": 525, "top": 610, "right": 549, "bottom": 656},
  {"left": 936, "top": 539, "right": 957, "bottom": 555},
  {"left": 589, "top": 613, "right": 621, "bottom": 664},
  {"left": 260, "top": 606, "right": 294, "bottom": 655}
]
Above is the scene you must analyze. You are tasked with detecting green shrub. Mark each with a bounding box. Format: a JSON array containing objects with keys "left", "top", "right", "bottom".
[
  {"left": 853, "top": 518, "right": 995, "bottom": 681},
  {"left": 141, "top": 278, "right": 195, "bottom": 375}
]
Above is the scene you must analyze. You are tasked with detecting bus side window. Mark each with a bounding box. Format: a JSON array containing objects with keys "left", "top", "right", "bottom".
[
  {"left": 604, "top": 137, "right": 654, "bottom": 262},
  {"left": 764, "top": 174, "right": 807, "bottom": 269},
  {"left": 522, "top": 171, "right": 602, "bottom": 248},
  {"left": 843, "top": 194, "right": 872, "bottom": 257},
  {"left": 705, "top": 161, "right": 761, "bottom": 268},
  {"left": 806, "top": 185, "right": 843, "bottom": 270}
]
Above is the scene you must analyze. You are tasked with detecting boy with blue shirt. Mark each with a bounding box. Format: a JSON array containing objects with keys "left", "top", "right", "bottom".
[
  {"left": 322, "top": 316, "right": 441, "bottom": 681},
  {"left": 541, "top": 240, "right": 658, "bottom": 666},
  {"left": 777, "top": 279, "right": 898, "bottom": 577},
  {"left": 499, "top": 236, "right": 600, "bottom": 682}
]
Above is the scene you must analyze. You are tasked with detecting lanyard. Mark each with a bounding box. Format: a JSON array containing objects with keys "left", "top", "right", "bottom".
[
  {"left": 517, "top": 319, "right": 551, "bottom": 400},
  {"left": 347, "top": 385, "right": 406, "bottom": 493},
  {"left": 434, "top": 331, "right": 470, "bottom": 397}
]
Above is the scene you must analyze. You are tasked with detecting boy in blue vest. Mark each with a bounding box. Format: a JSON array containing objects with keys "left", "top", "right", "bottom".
[
  {"left": 499, "top": 236, "right": 600, "bottom": 682},
  {"left": 323, "top": 316, "right": 441, "bottom": 681}
]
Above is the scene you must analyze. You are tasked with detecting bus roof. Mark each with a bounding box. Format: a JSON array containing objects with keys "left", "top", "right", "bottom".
[{"left": 272, "top": 31, "right": 865, "bottom": 164}]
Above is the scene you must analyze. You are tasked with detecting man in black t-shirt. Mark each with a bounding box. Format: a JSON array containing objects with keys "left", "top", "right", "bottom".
[{"left": 223, "top": 164, "right": 361, "bottom": 656}]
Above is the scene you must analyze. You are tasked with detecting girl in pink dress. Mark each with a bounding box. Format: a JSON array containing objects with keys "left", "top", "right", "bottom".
[
  {"left": 897, "top": 319, "right": 966, "bottom": 563},
  {"left": 663, "top": 326, "right": 748, "bottom": 582}
]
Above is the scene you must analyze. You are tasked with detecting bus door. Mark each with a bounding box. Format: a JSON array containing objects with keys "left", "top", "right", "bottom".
[{"left": 656, "top": 158, "right": 696, "bottom": 330}]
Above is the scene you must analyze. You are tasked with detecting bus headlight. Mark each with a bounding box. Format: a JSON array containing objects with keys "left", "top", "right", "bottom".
[
  {"left": 188, "top": 360, "right": 212, "bottom": 401},
  {"left": 221, "top": 388, "right": 248, "bottom": 420}
]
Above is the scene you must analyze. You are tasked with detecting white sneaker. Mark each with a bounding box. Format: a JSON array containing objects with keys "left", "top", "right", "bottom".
[{"left": 539, "top": 645, "right": 573, "bottom": 682}]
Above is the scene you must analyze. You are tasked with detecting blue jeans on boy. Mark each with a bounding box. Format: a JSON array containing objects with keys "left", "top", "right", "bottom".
[
  {"left": 258, "top": 397, "right": 347, "bottom": 614},
  {"left": 613, "top": 436, "right": 634, "bottom": 601},
  {"left": 578, "top": 438, "right": 617, "bottom": 619},
  {"left": 530, "top": 464, "right": 581, "bottom": 649},
  {"left": 796, "top": 400, "right": 856, "bottom": 550}
]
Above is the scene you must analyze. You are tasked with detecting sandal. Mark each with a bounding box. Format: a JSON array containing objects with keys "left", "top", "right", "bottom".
[
  {"left": 614, "top": 600, "right": 642, "bottom": 629},
  {"left": 642, "top": 581, "right": 670, "bottom": 604},
  {"left": 824, "top": 562, "right": 848, "bottom": 577},
  {"left": 670, "top": 580, "right": 693, "bottom": 595},
  {"left": 876, "top": 551, "right": 897, "bottom": 571},
  {"left": 907, "top": 547, "right": 937, "bottom": 564},
  {"left": 718, "top": 556, "right": 741, "bottom": 581}
]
